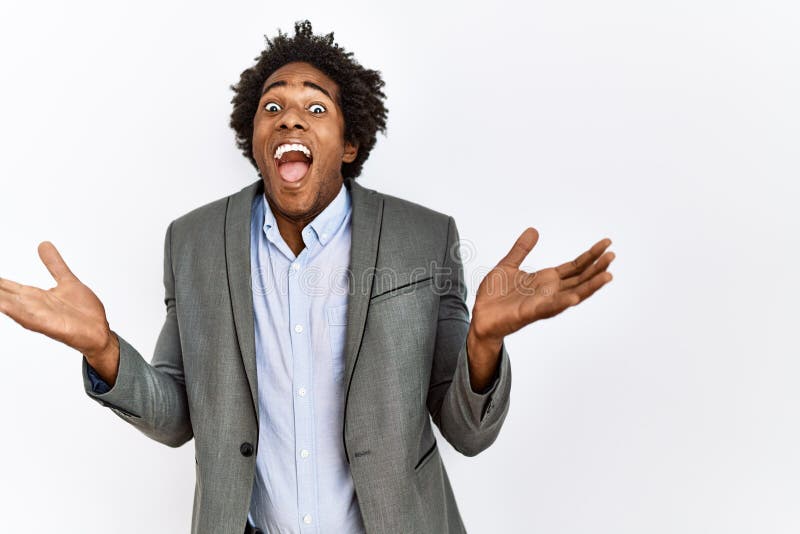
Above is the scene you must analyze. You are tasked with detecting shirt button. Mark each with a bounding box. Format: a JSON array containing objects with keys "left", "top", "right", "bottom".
[
  {"left": 321, "top": 232, "right": 328, "bottom": 240},
  {"left": 300, "top": 449, "right": 310, "bottom": 458},
  {"left": 298, "top": 387, "right": 306, "bottom": 397},
  {"left": 291, "top": 262, "right": 300, "bottom": 272},
  {"left": 294, "top": 324, "right": 303, "bottom": 333},
  {"left": 303, "top": 514, "right": 312, "bottom": 525}
]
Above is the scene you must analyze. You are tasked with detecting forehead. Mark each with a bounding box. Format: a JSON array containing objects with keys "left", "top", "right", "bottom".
[{"left": 261, "top": 62, "right": 340, "bottom": 99}]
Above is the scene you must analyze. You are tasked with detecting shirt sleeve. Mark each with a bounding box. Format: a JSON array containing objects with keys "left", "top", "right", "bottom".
[{"left": 84, "top": 357, "right": 112, "bottom": 394}]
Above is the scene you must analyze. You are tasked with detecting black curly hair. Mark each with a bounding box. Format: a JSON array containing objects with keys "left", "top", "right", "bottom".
[{"left": 229, "top": 20, "right": 388, "bottom": 180}]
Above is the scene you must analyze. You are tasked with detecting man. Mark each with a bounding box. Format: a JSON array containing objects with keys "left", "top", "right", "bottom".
[{"left": 0, "top": 21, "right": 615, "bottom": 533}]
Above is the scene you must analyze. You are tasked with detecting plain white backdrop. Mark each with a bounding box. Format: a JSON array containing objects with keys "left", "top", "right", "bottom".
[{"left": 1, "top": 1, "right": 799, "bottom": 532}]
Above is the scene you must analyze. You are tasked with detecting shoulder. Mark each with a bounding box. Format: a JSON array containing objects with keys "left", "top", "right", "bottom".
[
  {"left": 351, "top": 179, "right": 452, "bottom": 230},
  {"left": 168, "top": 180, "right": 259, "bottom": 242},
  {"left": 172, "top": 196, "right": 228, "bottom": 229},
  {"left": 350, "top": 180, "right": 457, "bottom": 262}
]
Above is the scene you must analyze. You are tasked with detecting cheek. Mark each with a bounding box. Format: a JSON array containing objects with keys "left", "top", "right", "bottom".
[
  {"left": 252, "top": 112, "right": 271, "bottom": 137},
  {"left": 251, "top": 123, "right": 269, "bottom": 159},
  {"left": 319, "top": 128, "right": 347, "bottom": 161},
  {"left": 252, "top": 120, "right": 265, "bottom": 141}
]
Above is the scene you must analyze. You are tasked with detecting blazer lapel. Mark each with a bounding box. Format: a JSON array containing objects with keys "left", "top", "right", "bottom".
[
  {"left": 343, "top": 178, "right": 384, "bottom": 403},
  {"left": 225, "top": 179, "right": 262, "bottom": 424}
]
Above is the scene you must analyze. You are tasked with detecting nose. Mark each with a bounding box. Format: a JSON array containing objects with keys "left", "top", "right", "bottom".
[{"left": 277, "top": 107, "right": 308, "bottom": 131}]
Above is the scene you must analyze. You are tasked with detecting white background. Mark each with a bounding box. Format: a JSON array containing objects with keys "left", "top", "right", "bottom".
[{"left": 1, "top": 1, "right": 799, "bottom": 532}]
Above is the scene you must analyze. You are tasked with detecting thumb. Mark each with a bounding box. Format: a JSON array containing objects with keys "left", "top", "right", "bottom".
[
  {"left": 37, "top": 241, "right": 78, "bottom": 283},
  {"left": 497, "top": 227, "right": 539, "bottom": 269}
]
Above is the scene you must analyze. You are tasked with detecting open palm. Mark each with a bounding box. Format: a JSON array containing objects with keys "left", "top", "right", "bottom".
[
  {"left": 469, "top": 228, "right": 615, "bottom": 343},
  {"left": 0, "top": 241, "right": 110, "bottom": 357}
]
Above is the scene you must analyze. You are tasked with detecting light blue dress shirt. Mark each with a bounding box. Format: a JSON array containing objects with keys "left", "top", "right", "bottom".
[{"left": 247, "top": 183, "right": 365, "bottom": 533}]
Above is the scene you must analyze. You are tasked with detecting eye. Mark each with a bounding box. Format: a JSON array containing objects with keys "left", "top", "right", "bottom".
[
  {"left": 264, "top": 101, "right": 282, "bottom": 112},
  {"left": 308, "top": 103, "right": 326, "bottom": 114}
]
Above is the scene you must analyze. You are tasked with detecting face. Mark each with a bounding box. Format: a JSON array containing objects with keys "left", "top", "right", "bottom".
[{"left": 252, "top": 61, "right": 358, "bottom": 223}]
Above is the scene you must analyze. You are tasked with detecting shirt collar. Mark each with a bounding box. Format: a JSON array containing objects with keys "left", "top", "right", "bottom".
[{"left": 261, "top": 183, "right": 351, "bottom": 248}]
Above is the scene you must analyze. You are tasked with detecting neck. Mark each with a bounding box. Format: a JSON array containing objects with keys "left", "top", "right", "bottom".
[
  {"left": 274, "top": 215, "right": 308, "bottom": 257},
  {"left": 263, "top": 180, "right": 345, "bottom": 258}
]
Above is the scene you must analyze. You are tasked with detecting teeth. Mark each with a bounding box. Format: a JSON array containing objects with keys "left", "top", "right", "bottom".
[{"left": 274, "top": 143, "right": 312, "bottom": 160}]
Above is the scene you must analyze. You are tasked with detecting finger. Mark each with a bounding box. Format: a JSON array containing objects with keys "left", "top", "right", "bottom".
[
  {"left": 569, "top": 271, "right": 613, "bottom": 303},
  {"left": 561, "top": 251, "right": 615, "bottom": 291},
  {"left": 555, "top": 237, "right": 612, "bottom": 278},
  {"left": 0, "top": 278, "right": 32, "bottom": 319},
  {"left": 498, "top": 227, "right": 539, "bottom": 269},
  {"left": 0, "top": 276, "right": 25, "bottom": 294},
  {"left": 0, "top": 283, "right": 47, "bottom": 332},
  {"left": 38, "top": 241, "right": 78, "bottom": 284},
  {"left": 0, "top": 284, "right": 17, "bottom": 316}
]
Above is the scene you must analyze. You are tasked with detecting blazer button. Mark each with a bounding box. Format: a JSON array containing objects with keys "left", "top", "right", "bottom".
[{"left": 240, "top": 442, "right": 254, "bottom": 457}]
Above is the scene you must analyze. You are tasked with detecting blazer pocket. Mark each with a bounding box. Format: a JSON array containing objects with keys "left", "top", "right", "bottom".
[
  {"left": 371, "top": 276, "right": 434, "bottom": 305},
  {"left": 414, "top": 440, "right": 439, "bottom": 472},
  {"left": 326, "top": 303, "right": 348, "bottom": 379}
]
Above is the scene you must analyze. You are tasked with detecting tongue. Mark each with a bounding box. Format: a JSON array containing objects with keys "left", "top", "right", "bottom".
[{"left": 278, "top": 161, "right": 309, "bottom": 182}]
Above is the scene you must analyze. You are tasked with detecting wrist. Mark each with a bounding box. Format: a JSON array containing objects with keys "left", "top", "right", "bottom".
[
  {"left": 467, "top": 326, "right": 502, "bottom": 356},
  {"left": 84, "top": 328, "right": 118, "bottom": 365},
  {"left": 466, "top": 327, "right": 502, "bottom": 393}
]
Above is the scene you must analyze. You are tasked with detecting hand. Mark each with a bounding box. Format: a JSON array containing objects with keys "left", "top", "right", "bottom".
[
  {"left": 0, "top": 241, "right": 115, "bottom": 361},
  {"left": 470, "top": 228, "right": 615, "bottom": 345}
]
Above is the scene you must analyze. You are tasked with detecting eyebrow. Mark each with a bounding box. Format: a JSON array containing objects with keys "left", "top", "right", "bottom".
[{"left": 261, "top": 80, "right": 334, "bottom": 101}]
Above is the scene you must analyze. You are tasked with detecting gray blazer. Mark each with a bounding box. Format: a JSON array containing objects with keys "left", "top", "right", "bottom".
[{"left": 82, "top": 178, "right": 512, "bottom": 533}]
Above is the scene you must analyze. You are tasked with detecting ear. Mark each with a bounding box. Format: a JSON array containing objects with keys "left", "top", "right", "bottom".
[{"left": 342, "top": 141, "right": 359, "bottom": 164}]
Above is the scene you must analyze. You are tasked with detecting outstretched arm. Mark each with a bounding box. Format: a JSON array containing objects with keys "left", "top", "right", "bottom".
[
  {"left": 0, "top": 225, "right": 192, "bottom": 447},
  {"left": 466, "top": 227, "right": 615, "bottom": 391},
  {"left": 427, "top": 216, "right": 512, "bottom": 457},
  {"left": 427, "top": 220, "right": 615, "bottom": 457},
  {"left": 0, "top": 240, "right": 121, "bottom": 378}
]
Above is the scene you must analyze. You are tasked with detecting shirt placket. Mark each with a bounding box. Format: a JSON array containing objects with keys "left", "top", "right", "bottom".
[{"left": 289, "top": 231, "right": 320, "bottom": 534}]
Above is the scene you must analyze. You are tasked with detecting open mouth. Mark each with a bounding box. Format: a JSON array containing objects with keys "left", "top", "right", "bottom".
[{"left": 273, "top": 143, "right": 313, "bottom": 183}]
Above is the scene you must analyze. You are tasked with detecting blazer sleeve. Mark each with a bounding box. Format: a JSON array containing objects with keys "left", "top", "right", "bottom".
[
  {"left": 81, "top": 221, "right": 193, "bottom": 448},
  {"left": 426, "top": 216, "right": 512, "bottom": 457}
]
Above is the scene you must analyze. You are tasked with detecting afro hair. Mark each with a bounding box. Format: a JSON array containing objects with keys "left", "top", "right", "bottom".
[{"left": 229, "top": 20, "right": 388, "bottom": 179}]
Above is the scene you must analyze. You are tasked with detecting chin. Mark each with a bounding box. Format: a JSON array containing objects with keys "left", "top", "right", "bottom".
[{"left": 264, "top": 176, "right": 318, "bottom": 213}]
